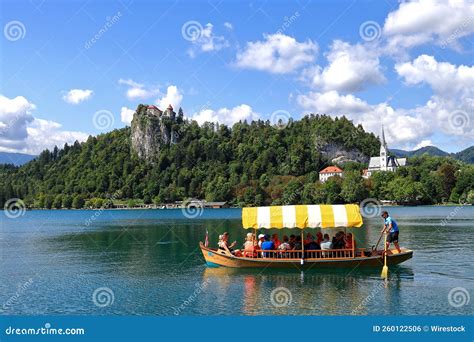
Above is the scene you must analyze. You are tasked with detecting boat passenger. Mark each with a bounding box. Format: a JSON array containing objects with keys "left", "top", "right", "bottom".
[
  {"left": 272, "top": 234, "right": 281, "bottom": 250},
  {"left": 243, "top": 233, "right": 257, "bottom": 257},
  {"left": 304, "top": 233, "right": 313, "bottom": 245},
  {"left": 278, "top": 235, "right": 290, "bottom": 250},
  {"left": 345, "top": 233, "right": 356, "bottom": 249},
  {"left": 320, "top": 234, "right": 332, "bottom": 250},
  {"left": 320, "top": 233, "right": 332, "bottom": 257},
  {"left": 304, "top": 235, "right": 321, "bottom": 258},
  {"left": 289, "top": 234, "right": 296, "bottom": 249},
  {"left": 257, "top": 234, "right": 265, "bottom": 248},
  {"left": 332, "top": 231, "right": 345, "bottom": 249},
  {"left": 304, "top": 235, "right": 320, "bottom": 250},
  {"left": 316, "top": 231, "right": 323, "bottom": 245},
  {"left": 278, "top": 235, "right": 291, "bottom": 258},
  {"left": 218, "top": 232, "right": 236, "bottom": 252},
  {"left": 261, "top": 235, "right": 275, "bottom": 258},
  {"left": 381, "top": 210, "right": 401, "bottom": 253}
]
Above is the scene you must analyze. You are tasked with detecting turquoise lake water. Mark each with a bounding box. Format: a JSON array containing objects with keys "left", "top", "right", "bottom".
[{"left": 0, "top": 206, "right": 473, "bottom": 315}]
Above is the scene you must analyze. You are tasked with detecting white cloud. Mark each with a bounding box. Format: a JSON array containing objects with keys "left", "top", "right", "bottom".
[
  {"left": 187, "top": 23, "right": 229, "bottom": 57},
  {"left": 62, "top": 89, "right": 93, "bottom": 104},
  {"left": 224, "top": 22, "right": 233, "bottom": 30},
  {"left": 118, "top": 78, "right": 159, "bottom": 100},
  {"left": 156, "top": 85, "right": 183, "bottom": 110},
  {"left": 235, "top": 33, "right": 317, "bottom": 74},
  {"left": 413, "top": 139, "right": 433, "bottom": 150},
  {"left": 395, "top": 55, "right": 473, "bottom": 138},
  {"left": 191, "top": 104, "right": 259, "bottom": 126},
  {"left": 383, "top": 0, "right": 474, "bottom": 51},
  {"left": 301, "top": 40, "right": 385, "bottom": 92},
  {"left": 0, "top": 95, "right": 88, "bottom": 154},
  {"left": 395, "top": 54, "right": 474, "bottom": 97},
  {"left": 26, "top": 119, "right": 88, "bottom": 154},
  {"left": 120, "top": 107, "right": 135, "bottom": 125},
  {"left": 296, "top": 90, "right": 432, "bottom": 148}
]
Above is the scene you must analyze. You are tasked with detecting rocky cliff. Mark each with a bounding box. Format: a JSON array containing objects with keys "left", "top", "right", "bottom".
[
  {"left": 316, "top": 139, "right": 369, "bottom": 164},
  {"left": 131, "top": 104, "right": 181, "bottom": 159}
]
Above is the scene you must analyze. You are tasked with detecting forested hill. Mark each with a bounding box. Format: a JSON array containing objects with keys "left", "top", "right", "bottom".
[
  {"left": 1, "top": 112, "right": 379, "bottom": 207},
  {"left": 1, "top": 108, "right": 473, "bottom": 208}
]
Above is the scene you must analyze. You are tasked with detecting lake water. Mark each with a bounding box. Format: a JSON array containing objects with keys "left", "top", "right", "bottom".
[{"left": 1, "top": 206, "right": 473, "bottom": 316}]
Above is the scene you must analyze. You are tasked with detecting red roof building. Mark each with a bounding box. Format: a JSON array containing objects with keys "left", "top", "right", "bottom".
[{"left": 319, "top": 166, "right": 343, "bottom": 182}]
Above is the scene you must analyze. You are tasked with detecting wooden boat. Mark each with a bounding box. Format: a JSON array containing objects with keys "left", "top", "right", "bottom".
[{"left": 200, "top": 204, "right": 413, "bottom": 269}]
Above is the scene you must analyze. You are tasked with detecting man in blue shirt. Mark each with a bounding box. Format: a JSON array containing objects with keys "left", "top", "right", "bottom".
[
  {"left": 381, "top": 211, "right": 401, "bottom": 253},
  {"left": 261, "top": 234, "right": 275, "bottom": 258}
]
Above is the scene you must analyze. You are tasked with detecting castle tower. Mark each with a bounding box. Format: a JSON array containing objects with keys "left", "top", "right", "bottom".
[{"left": 380, "top": 125, "right": 388, "bottom": 171}]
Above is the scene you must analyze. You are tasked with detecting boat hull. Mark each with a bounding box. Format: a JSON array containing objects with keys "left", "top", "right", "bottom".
[{"left": 199, "top": 242, "right": 413, "bottom": 269}]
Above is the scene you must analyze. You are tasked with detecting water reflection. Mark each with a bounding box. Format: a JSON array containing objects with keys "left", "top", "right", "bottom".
[{"left": 202, "top": 266, "right": 414, "bottom": 315}]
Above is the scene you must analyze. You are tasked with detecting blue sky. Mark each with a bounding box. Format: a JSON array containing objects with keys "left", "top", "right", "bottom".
[{"left": 1, "top": 0, "right": 473, "bottom": 154}]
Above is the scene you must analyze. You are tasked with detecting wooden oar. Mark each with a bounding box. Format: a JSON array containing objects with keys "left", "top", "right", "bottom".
[
  {"left": 374, "top": 229, "right": 385, "bottom": 250},
  {"left": 381, "top": 231, "right": 388, "bottom": 279}
]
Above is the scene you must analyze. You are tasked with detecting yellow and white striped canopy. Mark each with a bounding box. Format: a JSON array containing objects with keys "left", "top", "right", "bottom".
[{"left": 242, "top": 204, "right": 363, "bottom": 229}]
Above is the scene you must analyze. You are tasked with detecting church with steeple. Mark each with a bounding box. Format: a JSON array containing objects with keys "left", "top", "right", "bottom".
[{"left": 364, "top": 126, "right": 407, "bottom": 178}]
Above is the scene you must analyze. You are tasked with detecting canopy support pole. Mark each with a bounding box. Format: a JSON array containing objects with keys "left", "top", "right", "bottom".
[
  {"left": 301, "top": 230, "right": 304, "bottom": 264},
  {"left": 352, "top": 231, "right": 355, "bottom": 258}
]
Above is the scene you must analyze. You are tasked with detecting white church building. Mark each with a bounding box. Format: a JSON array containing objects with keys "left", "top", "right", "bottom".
[{"left": 364, "top": 126, "right": 407, "bottom": 178}]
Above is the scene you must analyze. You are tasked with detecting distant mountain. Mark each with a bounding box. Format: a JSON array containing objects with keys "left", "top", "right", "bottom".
[
  {"left": 453, "top": 146, "right": 474, "bottom": 164},
  {"left": 390, "top": 145, "right": 473, "bottom": 163},
  {"left": 0, "top": 152, "right": 36, "bottom": 166}
]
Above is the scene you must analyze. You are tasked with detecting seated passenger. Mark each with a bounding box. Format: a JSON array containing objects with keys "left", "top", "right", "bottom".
[
  {"left": 243, "top": 232, "right": 257, "bottom": 257},
  {"left": 218, "top": 232, "right": 236, "bottom": 252},
  {"left": 257, "top": 234, "right": 265, "bottom": 248},
  {"left": 345, "top": 233, "right": 356, "bottom": 249},
  {"left": 294, "top": 236, "right": 302, "bottom": 250},
  {"left": 305, "top": 236, "right": 321, "bottom": 250},
  {"left": 278, "top": 235, "right": 291, "bottom": 250},
  {"left": 289, "top": 234, "right": 296, "bottom": 249},
  {"left": 261, "top": 235, "right": 275, "bottom": 258},
  {"left": 320, "top": 234, "right": 332, "bottom": 250},
  {"left": 272, "top": 234, "right": 281, "bottom": 250},
  {"left": 304, "top": 233, "right": 313, "bottom": 245},
  {"left": 316, "top": 232, "right": 323, "bottom": 245},
  {"left": 332, "top": 231, "right": 345, "bottom": 249}
]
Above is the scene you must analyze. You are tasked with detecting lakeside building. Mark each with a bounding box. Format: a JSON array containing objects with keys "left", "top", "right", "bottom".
[
  {"left": 319, "top": 166, "right": 343, "bottom": 183},
  {"left": 364, "top": 126, "right": 407, "bottom": 179}
]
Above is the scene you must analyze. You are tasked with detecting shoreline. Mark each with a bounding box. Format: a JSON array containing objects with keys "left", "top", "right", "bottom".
[{"left": 21, "top": 203, "right": 472, "bottom": 211}]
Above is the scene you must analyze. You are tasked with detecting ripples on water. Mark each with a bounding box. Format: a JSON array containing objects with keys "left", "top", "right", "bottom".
[{"left": 0, "top": 206, "right": 473, "bottom": 315}]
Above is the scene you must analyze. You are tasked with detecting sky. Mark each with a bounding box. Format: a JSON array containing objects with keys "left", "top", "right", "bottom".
[{"left": 0, "top": 0, "right": 473, "bottom": 155}]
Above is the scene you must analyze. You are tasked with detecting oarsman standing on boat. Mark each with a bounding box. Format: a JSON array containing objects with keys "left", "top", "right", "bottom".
[{"left": 381, "top": 211, "right": 401, "bottom": 253}]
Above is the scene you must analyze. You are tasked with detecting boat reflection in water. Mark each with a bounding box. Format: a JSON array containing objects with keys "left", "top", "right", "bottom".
[{"left": 202, "top": 267, "right": 414, "bottom": 315}]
